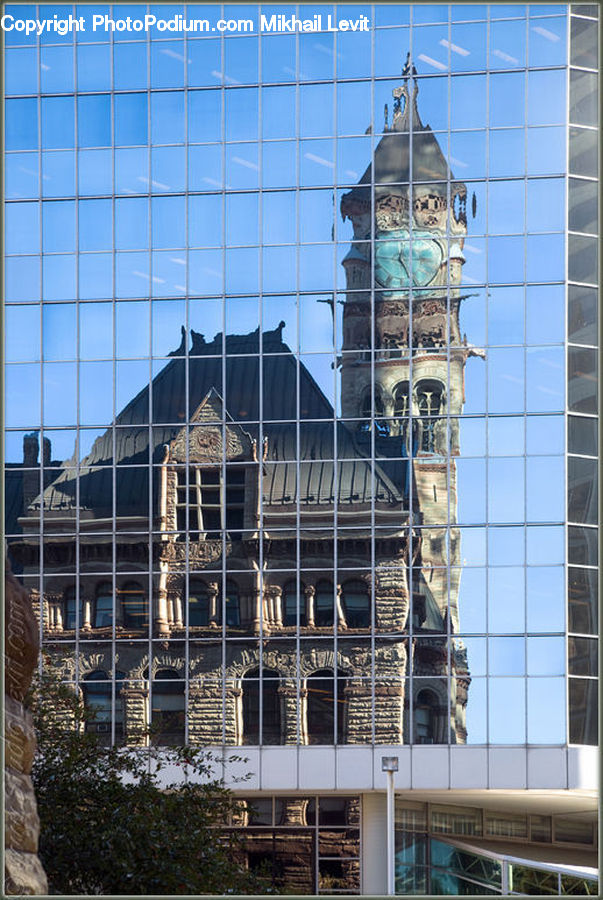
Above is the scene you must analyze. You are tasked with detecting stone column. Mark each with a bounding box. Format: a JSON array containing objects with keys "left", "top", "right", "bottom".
[
  {"left": 166, "top": 590, "right": 175, "bottom": 626},
  {"left": 265, "top": 586, "right": 282, "bottom": 627},
  {"left": 46, "top": 594, "right": 62, "bottom": 631},
  {"left": 225, "top": 682, "right": 243, "bottom": 744},
  {"left": 274, "top": 586, "right": 283, "bottom": 626},
  {"left": 121, "top": 681, "right": 149, "bottom": 747},
  {"left": 304, "top": 585, "right": 316, "bottom": 627},
  {"left": 172, "top": 593, "right": 183, "bottom": 628},
  {"left": 263, "top": 588, "right": 274, "bottom": 627},
  {"left": 29, "top": 589, "right": 49, "bottom": 632},
  {"left": 189, "top": 680, "right": 221, "bottom": 744},
  {"left": 156, "top": 585, "right": 170, "bottom": 635},
  {"left": 252, "top": 589, "right": 262, "bottom": 635},
  {"left": 82, "top": 595, "right": 92, "bottom": 631},
  {"left": 5, "top": 557, "right": 48, "bottom": 894},
  {"left": 153, "top": 568, "right": 173, "bottom": 636},
  {"left": 336, "top": 584, "right": 347, "bottom": 629},
  {"left": 188, "top": 679, "right": 244, "bottom": 744},
  {"left": 278, "top": 681, "right": 305, "bottom": 744},
  {"left": 375, "top": 567, "right": 409, "bottom": 631},
  {"left": 373, "top": 682, "right": 405, "bottom": 744},
  {"left": 208, "top": 582, "right": 219, "bottom": 627},
  {"left": 344, "top": 679, "right": 374, "bottom": 744}
]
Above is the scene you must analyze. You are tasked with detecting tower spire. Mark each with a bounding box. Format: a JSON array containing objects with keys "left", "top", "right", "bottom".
[{"left": 392, "top": 53, "right": 423, "bottom": 132}]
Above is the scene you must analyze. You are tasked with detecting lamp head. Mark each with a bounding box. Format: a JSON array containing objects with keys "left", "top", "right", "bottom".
[{"left": 381, "top": 756, "right": 399, "bottom": 772}]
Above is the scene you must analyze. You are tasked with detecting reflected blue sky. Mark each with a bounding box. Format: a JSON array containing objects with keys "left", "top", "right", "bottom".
[{"left": 4, "top": 3, "right": 580, "bottom": 747}]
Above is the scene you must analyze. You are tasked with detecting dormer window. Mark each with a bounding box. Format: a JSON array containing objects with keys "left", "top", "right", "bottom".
[{"left": 175, "top": 466, "right": 246, "bottom": 540}]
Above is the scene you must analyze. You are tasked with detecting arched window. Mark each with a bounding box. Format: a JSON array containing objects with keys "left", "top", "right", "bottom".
[
  {"left": 95, "top": 583, "right": 113, "bottom": 628},
  {"left": 189, "top": 580, "right": 209, "bottom": 627},
  {"left": 120, "top": 582, "right": 147, "bottom": 629},
  {"left": 83, "top": 669, "right": 125, "bottom": 744},
  {"left": 307, "top": 669, "right": 345, "bottom": 745},
  {"left": 63, "top": 586, "right": 82, "bottom": 630},
  {"left": 151, "top": 669, "right": 185, "bottom": 746},
  {"left": 315, "top": 580, "right": 335, "bottom": 627},
  {"left": 416, "top": 381, "right": 444, "bottom": 452},
  {"left": 283, "top": 579, "right": 306, "bottom": 627},
  {"left": 242, "top": 667, "right": 281, "bottom": 745},
  {"left": 414, "top": 689, "right": 438, "bottom": 744},
  {"left": 394, "top": 382, "right": 410, "bottom": 418},
  {"left": 225, "top": 579, "right": 240, "bottom": 627},
  {"left": 394, "top": 382, "right": 411, "bottom": 450},
  {"left": 341, "top": 580, "right": 370, "bottom": 628},
  {"left": 360, "top": 386, "right": 385, "bottom": 419}
]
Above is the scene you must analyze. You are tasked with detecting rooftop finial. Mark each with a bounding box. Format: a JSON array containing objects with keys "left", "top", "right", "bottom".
[
  {"left": 384, "top": 103, "right": 389, "bottom": 131},
  {"left": 402, "top": 51, "right": 416, "bottom": 80},
  {"left": 168, "top": 325, "right": 187, "bottom": 357},
  {"left": 392, "top": 54, "right": 423, "bottom": 132}
]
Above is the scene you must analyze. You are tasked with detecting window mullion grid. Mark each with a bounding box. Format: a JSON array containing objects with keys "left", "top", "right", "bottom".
[
  {"left": 109, "top": 19, "right": 118, "bottom": 740},
  {"left": 72, "top": 17, "right": 82, "bottom": 713},
  {"left": 484, "top": 3, "right": 493, "bottom": 749},
  {"left": 368, "top": 7, "right": 377, "bottom": 747},
  {"left": 220, "top": 6, "right": 227, "bottom": 749},
  {"left": 445, "top": 10, "right": 452, "bottom": 758},
  {"left": 408, "top": 8, "right": 415, "bottom": 747},
  {"left": 564, "top": 13, "right": 573, "bottom": 749},
  {"left": 331, "top": 12, "right": 339, "bottom": 751},
  {"left": 257, "top": 6, "right": 265, "bottom": 748},
  {"left": 35, "top": 15, "right": 45, "bottom": 683},
  {"left": 145, "top": 14, "right": 153, "bottom": 764},
  {"left": 294, "top": 14, "right": 302, "bottom": 750},
  {"left": 523, "top": 9, "right": 531, "bottom": 746},
  {"left": 183, "top": 59, "right": 191, "bottom": 750}
]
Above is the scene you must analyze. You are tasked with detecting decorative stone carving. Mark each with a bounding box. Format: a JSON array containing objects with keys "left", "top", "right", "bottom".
[
  {"left": 375, "top": 194, "right": 409, "bottom": 231},
  {"left": 5, "top": 696, "right": 37, "bottom": 776},
  {"left": 161, "top": 540, "right": 225, "bottom": 564},
  {"left": 4, "top": 556, "right": 48, "bottom": 894},
  {"left": 5, "top": 562, "right": 39, "bottom": 702},
  {"left": 4, "top": 850, "right": 48, "bottom": 897},
  {"left": 121, "top": 684, "right": 149, "bottom": 747}
]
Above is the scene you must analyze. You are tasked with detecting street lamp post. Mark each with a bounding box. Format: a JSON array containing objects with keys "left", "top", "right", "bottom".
[{"left": 381, "top": 755, "right": 399, "bottom": 896}]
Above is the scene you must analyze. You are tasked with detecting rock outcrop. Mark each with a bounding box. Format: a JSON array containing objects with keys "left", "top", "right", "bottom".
[{"left": 4, "top": 557, "right": 48, "bottom": 895}]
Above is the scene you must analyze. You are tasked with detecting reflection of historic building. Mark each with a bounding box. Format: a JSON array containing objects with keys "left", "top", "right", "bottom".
[
  {"left": 339, "top": 60, "right": 481, "bottom": 745},
  {"left": 9, "top": 65, "right": 476, "bottom": 752},
  {"left": 5, "top": 7, "right": 600, "bottom": 893},
  {"left": 229, "top": 796, "right": 361, "bottom": 894}
]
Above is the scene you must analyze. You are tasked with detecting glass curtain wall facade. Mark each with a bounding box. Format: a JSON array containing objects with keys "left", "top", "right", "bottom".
[{"left": 3, "top": 3, "right": 599, "bottom": 895}]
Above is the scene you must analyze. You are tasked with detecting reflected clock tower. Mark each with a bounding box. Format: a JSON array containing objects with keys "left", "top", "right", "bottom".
[{"left": 339, "top": 58, "right": 483, "bottom": 742}]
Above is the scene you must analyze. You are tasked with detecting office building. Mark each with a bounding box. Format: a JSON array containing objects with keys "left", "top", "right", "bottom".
[{"left": 4, "top": 3, "right": 598, "bottom": 894}]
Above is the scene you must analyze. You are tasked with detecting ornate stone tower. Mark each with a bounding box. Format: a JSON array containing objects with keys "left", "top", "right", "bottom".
[{"left": 339, "top": 58, "right": 481, "bottom": 742}]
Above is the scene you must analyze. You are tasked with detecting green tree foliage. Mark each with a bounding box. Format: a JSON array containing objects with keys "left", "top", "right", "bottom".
[{"left": 28, "top": 675, "right": 267, "bottom": 895}]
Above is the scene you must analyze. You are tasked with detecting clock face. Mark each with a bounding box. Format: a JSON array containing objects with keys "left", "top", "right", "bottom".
[{"left": 374, "top": 229, "right": 444, "bottom": 290}]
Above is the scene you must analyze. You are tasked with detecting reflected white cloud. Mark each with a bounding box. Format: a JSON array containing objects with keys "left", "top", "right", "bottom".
[
  {"left": 417, "top": 53, "right": 447, "bottom": 71},
  {"left": 304, "top": 152, "right": 335, "bottom": 168},
  {"left": 532, "top": 25, "right": 560, "bottom": 41},
  {"left": 491, "top": 48, "right": 519, "bottom": 64},
  {"left": 440, "top": 39, "right": 470, "bottom": 57},
  {"left": 160, "top": 48, "right": 190, "bottom": 62},
  {"left": 232, "top": 156, "right": 259, "bottom": 171}
]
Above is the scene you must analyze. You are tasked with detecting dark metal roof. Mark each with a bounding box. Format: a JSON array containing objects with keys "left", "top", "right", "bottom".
[
  {"left": 341, "top": 63, "right": 457, "bottom": 209},
  {"left": 5, "top": 468, "right": 24, "bottom": 535},
  {"left": 30, "top": 325, "right": 409, "bottom": 520}
]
